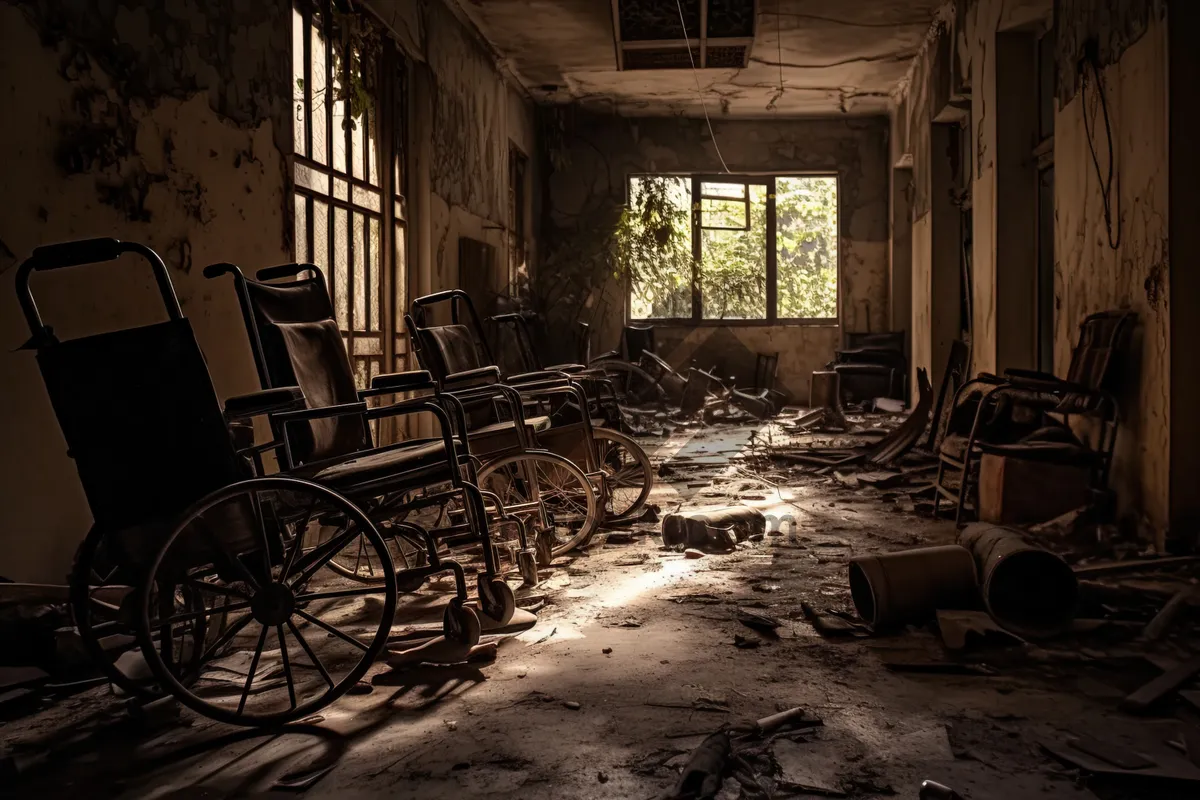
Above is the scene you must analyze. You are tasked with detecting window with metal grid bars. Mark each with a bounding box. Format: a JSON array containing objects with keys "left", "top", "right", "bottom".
[{"left": 291, "top": 1, "right": 408, "bottom": 391}]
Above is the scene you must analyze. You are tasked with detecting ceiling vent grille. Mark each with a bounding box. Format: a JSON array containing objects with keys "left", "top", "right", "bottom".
[{"left": 614, "top": 0, "right": 756, "bottom": 71}]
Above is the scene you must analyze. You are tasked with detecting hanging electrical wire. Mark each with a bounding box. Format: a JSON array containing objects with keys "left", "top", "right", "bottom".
[
  {"left": 1082, "top": 54, "right": 1121, "bottom": 251},
  {"left": 776, "top": 0, "right": 785, "bottom": 98},
  {"left": 674, "top": 0, "right": 730, "bottom": 173}
]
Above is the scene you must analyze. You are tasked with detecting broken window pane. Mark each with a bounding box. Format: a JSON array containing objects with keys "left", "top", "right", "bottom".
[
  {"left": 701, "top": 181, "right": 745, "bottom": 199},
  {"left": 701, "top": 197, "right": 748, "bottom": 230},
  {"left": 776, "top": 176, "right": 838, "bottom": 319}
]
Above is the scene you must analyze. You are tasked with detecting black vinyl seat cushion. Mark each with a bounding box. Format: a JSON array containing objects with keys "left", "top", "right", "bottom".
[{"left": 295, "top": 439, "right": 452, "bottom": 492}]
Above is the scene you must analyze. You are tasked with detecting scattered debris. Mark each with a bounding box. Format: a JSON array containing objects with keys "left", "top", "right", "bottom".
[
  {"left": 801, "top": 603, "right": 871, "bottom": 638},
  {"left": 564, "top": 700, "right": 581, "bottom": 711},
  {"left": 671, "top": 731, "right": 731, "bottom": 800},
  {"left": 736, "top": 609, "right": 782, "bottom": 637},
  {"left": 919, "top": 780, "right": 964, "bottom": 799},
  {"left": 272, "top": 764, "right": 336, "bottom": 791},
  {"left": 935, "top": 610, "right": 1023, "bottom": 651}
]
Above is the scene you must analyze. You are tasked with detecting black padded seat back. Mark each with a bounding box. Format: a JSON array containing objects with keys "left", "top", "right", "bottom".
[
  {"left": 1067, "top": 310, "right": 1136, "bottom": 391},
  {"left": 416, "top": 324, "right": 484, "bottom": 381},
  {"left": 242, "top": 277, "right": 368, "bottom": 463},
  {"left": 37, "top": 318, "right": 244, "bottom": 533}
]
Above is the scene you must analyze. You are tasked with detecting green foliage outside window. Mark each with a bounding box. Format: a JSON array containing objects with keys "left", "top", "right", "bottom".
[{"left": 626, "top": 174, "right": 838, "bottom": 321}]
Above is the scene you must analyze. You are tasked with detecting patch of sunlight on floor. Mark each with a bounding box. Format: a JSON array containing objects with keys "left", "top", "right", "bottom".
[{"left": 597, "top": 555, "right": 701, "bottom": 610}]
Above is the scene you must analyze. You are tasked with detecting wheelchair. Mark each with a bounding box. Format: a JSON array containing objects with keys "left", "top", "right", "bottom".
[
  {"left": 406, "top": 290, "right": 653, "bottom": 553},
  {"left": 205, "top": 261, "right": 544, "bottom": 581},
  {"left": 488, "top": 311, "right": 653, "bottom": 521},
  {"left": 16, "top": 239, "right": 508, "bottom": 727}
]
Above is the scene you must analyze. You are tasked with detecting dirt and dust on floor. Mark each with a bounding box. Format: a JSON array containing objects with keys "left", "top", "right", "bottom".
[{"left": 3, "top": 405, "right": 1200, "bottom": 800}]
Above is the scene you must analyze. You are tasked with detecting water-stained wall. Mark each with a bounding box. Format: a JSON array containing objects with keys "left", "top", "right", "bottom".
[
  {"left": 894, "top": 0, "right": 1172, "bottom": 536},
  {"left": 542, "top": 112, "right": 890, "bottom": 402},
  {"left": 0, "top": 0, "right": 293, "bottom": 582}
]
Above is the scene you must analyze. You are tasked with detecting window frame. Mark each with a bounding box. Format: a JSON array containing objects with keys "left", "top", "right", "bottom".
[
  {"left": 291, "top": 0, "right": 410, "bottom": 386},
  {"left": 626, "top": 171, "right": 841, "bottom": 327}
]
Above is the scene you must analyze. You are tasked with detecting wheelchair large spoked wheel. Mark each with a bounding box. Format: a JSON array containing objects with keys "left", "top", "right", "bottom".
[
  {"left": 137, "top": 476, "right": 397, "bottom": 727},
  {"left": 476, "top": 452, "right": 598, "bottom": 557},
  {"left": 321, "top": 512, "right": 430, "bottom": 585},
  {"left": 592, "top": 428, "right": 653, "bottom": 521},
  {"left": 69, "top": 525, "right": 213, "bottom": 699}
]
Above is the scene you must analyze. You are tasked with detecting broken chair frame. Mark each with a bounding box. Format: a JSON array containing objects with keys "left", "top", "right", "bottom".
[{"left": 933, "top": 310, "right": 1136, "bottom": 527}]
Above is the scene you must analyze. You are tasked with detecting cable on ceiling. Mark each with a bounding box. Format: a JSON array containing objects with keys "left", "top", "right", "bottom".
[{"left": 674, "top": 0, "right": 730, "bottom": 174}]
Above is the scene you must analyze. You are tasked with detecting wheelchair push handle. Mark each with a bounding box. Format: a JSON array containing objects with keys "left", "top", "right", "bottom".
[
  {"left": 16, "top": 239, "right": 182, "bottom": 343},
  {"left": 29, "top": 238, "right": 123, "bottom": 270},
  {"left": 256, "top": 262, "right": 325, "bottom": 283}
]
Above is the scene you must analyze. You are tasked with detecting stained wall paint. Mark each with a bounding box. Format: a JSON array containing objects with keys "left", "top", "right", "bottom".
[{"left": 0, "top": 0, "right": 292, "bottom": 581}]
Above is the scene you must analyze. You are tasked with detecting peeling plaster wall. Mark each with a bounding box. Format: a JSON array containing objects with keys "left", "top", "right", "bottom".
[
  {"left": 0, "top": 0, "right": 291, "bottom": 581},
  {"left": 894, "top": 0, "right": 1170, "bottom": 533},
  {"left": 419, "top": 0, "right": 537, "bottom": 300},
  {"left": 544, "top": 113, "right": 890, "bottom": 402},
  {"left": 1055, "top": 16, "right": 1169, "bottom": 529}
]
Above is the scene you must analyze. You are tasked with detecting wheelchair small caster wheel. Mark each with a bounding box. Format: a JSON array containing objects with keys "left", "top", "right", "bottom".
[
  {"left": 517, "top": 550, "right": 539, "bottom": 587},
  {"left": 480, "top": 578, "right": 516, "bottom": 626},
  {"left": 443, "top": 600, "right": 481, "bottom": 646}
]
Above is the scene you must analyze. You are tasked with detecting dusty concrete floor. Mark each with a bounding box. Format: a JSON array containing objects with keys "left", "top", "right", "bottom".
[{"left": 1, "top": 422, "right": 1191, "bottom": 799}]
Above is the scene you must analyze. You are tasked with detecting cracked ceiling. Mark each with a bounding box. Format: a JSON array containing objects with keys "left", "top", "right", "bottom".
[{"left": 456, "top": 0, "right": 946, "bottom": 117}]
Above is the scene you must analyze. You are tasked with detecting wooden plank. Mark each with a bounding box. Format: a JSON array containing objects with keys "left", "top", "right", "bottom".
[
  {"left": 1120, "top": 654, "right": 1200, "bottom": 713},
  {"left": 1074, "top": 556, "right": 1200, "bottom": 578}
]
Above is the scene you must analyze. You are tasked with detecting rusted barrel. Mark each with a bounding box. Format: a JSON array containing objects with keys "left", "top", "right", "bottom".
[
  {"left": 849, "top": 545, "right": 979, "bottom": 630},
  {"left": 959, "top": 523, "right": 1077, "bottom": 638}
]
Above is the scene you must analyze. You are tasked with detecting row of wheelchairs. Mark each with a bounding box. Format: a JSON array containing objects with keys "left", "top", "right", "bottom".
[{"left": 16, "top": 239, "right": 653, "bottom": 728}]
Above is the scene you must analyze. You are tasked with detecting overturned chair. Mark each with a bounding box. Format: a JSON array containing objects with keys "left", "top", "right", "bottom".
[
  {"left": 933, "top": 310, "right": 1136, "bottom": 526},
  {"left": 17, "top": 239, "right": 498, "bottom": 727}
]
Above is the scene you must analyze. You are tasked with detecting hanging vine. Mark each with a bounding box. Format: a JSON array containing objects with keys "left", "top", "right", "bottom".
[{"left": 295, "top": 0, "right": 382, "bottom": 130}]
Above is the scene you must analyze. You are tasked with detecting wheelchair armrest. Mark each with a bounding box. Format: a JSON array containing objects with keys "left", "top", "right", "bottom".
[
  {"left": 545, "top": 363, "right": 587, "bottom": 373},
  {"left": 507, "top": 369, "right": 570, "bottom": 384},
  {"left": 442, "top": 366, "right": 502, "bottom": 390},
  {"left": 368, "top": 369, "right": 434, "bottom": 392},
  {"left": 272, "top": 401, "right": 368, "bottom": 424},
  {"left": 224, "top": 387, "right": 305, "bottom": 421}
]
